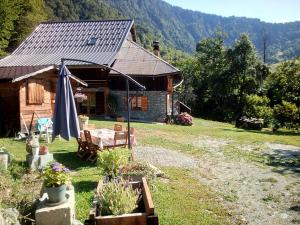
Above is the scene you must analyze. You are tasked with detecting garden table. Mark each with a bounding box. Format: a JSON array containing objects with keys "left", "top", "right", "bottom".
[{"left": 80, "top": 128, "right": 136, "bottom": 149}]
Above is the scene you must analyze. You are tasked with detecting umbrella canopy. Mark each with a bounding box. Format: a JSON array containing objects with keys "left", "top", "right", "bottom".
[{"left": 52, "top": 63, "right": 80, "bottom": 141}]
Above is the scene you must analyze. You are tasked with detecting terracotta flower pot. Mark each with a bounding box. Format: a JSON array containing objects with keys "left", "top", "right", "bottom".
[{"left": 39, "top": 146, "right": 49, "bottom": 155}]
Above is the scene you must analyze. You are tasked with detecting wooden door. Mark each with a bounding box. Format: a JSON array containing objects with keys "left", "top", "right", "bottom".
[{"left": 96, "top": 92, "right": 105, "bottom": 115}]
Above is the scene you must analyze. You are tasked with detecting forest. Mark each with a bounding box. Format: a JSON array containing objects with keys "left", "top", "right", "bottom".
[
  {"left": 0, "top": 0, "right": 299, "bottom": 129},
  {"left": 175, "top": 32, "right": 300, "bottom": 130}
]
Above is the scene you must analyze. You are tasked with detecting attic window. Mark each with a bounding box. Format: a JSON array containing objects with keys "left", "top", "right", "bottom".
[{"left": 87, "top": 37, "right": 97, "bottom": 45}]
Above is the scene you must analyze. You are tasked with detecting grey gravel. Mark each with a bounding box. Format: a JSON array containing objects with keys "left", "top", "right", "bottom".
[
  {"left": 134, "top": 141, "right": 300, "bottom": 225},
  {"left": 134, "top": 146, "right": 199, "bottom": 169}
]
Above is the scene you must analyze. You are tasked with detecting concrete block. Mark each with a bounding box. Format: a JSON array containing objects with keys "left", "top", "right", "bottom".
[
  {"left": 26, "top": 153, "right": 54, "bottom": 171},
  {"left": 38, "top": 154, "right": 54, "bottom": 169},
  {"left": 26, "top": 154, "right": 39, "bottom": 170},
  {"left": 35, "top": 186, "right": 75, "bottom": 225}
]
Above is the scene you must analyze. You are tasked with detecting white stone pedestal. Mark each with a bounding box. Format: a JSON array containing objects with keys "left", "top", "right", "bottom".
[
  {"left": 35, "top": 186, "right": 76, "bottom": 225},
  {"left": 26, "top": 153, "right": 53, "bottom": 170}
]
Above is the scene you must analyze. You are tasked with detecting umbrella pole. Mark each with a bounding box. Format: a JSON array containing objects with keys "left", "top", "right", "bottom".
[{"left": 126, "top": 79, "right": 131, "bottom": 149}]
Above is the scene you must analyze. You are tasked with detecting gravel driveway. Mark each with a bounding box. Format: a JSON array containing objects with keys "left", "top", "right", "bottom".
[{"left": 134, "top": 142, "right": 300, "bottom": 225}]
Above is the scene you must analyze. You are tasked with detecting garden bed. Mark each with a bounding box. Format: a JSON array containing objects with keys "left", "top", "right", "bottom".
[{"left": 87, "top": 177, "right": 158, "bottom": 225}]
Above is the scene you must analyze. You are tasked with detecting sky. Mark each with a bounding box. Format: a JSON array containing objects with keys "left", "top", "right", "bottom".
[{"left": 163, "top": 0, "right": 300, "bottom": 23}]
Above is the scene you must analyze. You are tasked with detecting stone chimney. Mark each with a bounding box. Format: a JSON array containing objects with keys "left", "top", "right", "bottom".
[{"left": 153, "top": 41, "right": 160, "bottom": 57}]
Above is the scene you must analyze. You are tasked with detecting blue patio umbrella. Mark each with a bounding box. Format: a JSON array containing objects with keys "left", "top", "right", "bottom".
[{"left": 52, "top": 63, "right": 80, "bottom": 141}]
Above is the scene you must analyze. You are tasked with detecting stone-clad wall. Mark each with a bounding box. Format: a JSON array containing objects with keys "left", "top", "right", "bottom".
[{"left": 111, "top": 91, "right": 167, "bottom": 122}]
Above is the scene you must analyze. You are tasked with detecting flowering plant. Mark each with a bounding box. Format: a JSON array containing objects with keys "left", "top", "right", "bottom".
[
  {"left": 41, "top": 162, "right": 70, "bottom": 187},
  {"left": 175, "top": 112, "right": 193, "bottom": 126},
  {"left": 74, "top": 92, "right": 88, "bottom": 102}
]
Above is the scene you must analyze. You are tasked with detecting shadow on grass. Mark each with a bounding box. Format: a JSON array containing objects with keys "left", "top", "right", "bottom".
[
  {"left": 262, "top": 149, "right": 300, "bottom": 176},
  {"left": 221, "top": 128, "right": 300, "bottom": 136},
  {"left": 73, "top": 180, "right": 98, "bottom": 193},
  {"left": 53, "top": 151, "right": 95, "bottom": 170}
]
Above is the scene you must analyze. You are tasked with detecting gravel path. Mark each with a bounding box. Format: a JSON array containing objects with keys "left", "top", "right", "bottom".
[
  {"left": 134, "top": 142, "right": 300, "bottom": 225},
  {"left": 134, "top": 146, "right": 199, "bottom": 169}
]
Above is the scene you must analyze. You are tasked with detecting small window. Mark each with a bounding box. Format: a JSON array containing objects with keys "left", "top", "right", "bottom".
[
  {"left": 87, "top": 37, "right": 97, "bottom": 45},
  {"left": 27, "top": 79, "right": 44, "bottom": 105},
  {"left": 124, "top": 96, "right": 148, "bottom": 111}
]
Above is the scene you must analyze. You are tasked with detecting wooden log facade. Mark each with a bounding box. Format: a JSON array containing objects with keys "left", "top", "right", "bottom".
[{"left": 18, "top": 71, "right": 57, "bottom": 133}]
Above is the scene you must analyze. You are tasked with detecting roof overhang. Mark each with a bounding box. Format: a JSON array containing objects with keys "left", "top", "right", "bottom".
[
  {"left": 12, "top": 65, "right": 55, "bottom": 82},
  {"left": 10, "top": 65, "right": 88, "bottom": 87}
]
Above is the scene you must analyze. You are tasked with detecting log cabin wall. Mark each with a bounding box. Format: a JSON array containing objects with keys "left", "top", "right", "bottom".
[
  {"left": 0, "top": 81, "right": 20, "bottom": 136},
  {"left": 19, "top": 71, "right": 57, "bottom": 133}
]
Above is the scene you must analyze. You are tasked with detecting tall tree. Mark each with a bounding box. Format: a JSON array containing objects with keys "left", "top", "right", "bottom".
[
  {"left": 227, "top": 33, "right": 262, "bottom": 119},
  {"left": 194, "top": 32, "right": 233, "bottom": 120}
]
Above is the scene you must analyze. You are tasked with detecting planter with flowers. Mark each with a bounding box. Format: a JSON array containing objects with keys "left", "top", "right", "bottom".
[
  {"left": 40, "top": 162, "right": 71, "bottom": 204},
  {"left": 74, "top": 92, "right": 88, "bottom": 103},
  {"left": 87, "top": 177, "right": 158, "bottom": 225}
]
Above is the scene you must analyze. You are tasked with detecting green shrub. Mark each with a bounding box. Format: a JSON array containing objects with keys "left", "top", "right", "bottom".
[
  {"left": 273, "top": 101, "right": 299, "bottom": 129},
  {"left": 0, "top": 164, "right": 42, "bottom": 222},
  {"left": 244, "top": 94, "right": 273, "bottom": 126},
  {"left": 97, "top": 148, "right": 130, "bottom": 179},
  {"left": 97, "top": 179, "right": 139, "bottom": 216}
]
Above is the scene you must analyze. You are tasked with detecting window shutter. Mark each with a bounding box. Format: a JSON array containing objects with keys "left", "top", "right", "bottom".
[
  {"left": 27, "top": 79, "right": 44, "bottom": 105},
  {"left": 141, "top": 96, "right": 148, "bottom": 111}
]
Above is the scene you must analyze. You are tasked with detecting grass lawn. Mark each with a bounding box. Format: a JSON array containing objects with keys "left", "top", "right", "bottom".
[{"left": 0, "top": 118, "right": 299, "bottom": 224}]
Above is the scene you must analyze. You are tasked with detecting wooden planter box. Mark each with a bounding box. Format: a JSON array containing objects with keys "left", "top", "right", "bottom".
[{"left": 86, "top": 177, "right": 158, "bottom": 225}]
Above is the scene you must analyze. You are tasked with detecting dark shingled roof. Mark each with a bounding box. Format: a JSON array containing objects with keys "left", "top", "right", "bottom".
[
  {"left": 0, "top": 19, "right": 182, "bottom": 81},
  {"left": 0, "top": 19, "right": 134, "bottom": 67},
  {"left": 110, "top": 39, "right": 180, "bottom": 76}
]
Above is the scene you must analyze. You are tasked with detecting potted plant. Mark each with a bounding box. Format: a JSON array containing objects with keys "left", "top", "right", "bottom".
[
  {"left": 74, "top": 92, "right": 88, "bottom": 103},
  {"left": 87, "top": 177, "right": 158, "bottom": 225},
  {"left": 39, "top": 145, "right": 49, "bottom": 155},
  {"left": 40, "top": 162, "right": 70, "bottom": 204},
  {"left": 78, "top": 115, "right": 89, "bottom": 130}
]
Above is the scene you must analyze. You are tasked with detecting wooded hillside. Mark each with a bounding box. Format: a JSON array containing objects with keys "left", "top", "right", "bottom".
[{"left": 0, "top": 0, "right": 300, "bottom": 63}]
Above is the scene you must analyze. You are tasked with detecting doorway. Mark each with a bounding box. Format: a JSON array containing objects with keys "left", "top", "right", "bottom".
[{"left": 78, "top": 92, "right": 105, "bottom": 116}]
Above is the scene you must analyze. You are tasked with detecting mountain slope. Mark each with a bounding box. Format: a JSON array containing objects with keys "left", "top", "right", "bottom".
[
  {"left": 106, "top": 0, "right": 300, "bottom": 63},
  {"left": 2, "top": 0, "right": 299, "bottom": 63}
]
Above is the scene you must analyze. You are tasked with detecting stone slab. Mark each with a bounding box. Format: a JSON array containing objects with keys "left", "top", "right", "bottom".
[
  {"left": 39, "top": 154, "right": 54, "bottom": 169},
  {"left": 35, "top": 186, "right": 75, "bottom": 225},
  {"left": 26, "top": 154, "right": 39, "bottom": 170},
  {"left": 26, "top": 153, "right": 53, "bottom": 170}
]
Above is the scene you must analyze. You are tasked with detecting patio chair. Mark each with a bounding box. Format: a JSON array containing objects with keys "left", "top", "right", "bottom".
[
  {"left": 36, "top": 118, "right": 53, "bottom": 143},
  {"left": 114, "top": 124, "right": 123, "bottom": 131},
  {"left": 113, "top": 131, "right": 128, "bottom": 148},
  {"left": 76, "top": 136, "right": 89, "bottom": 159},
  {"left": 84, "top": 130, "right": 100, "bottom": 163}
]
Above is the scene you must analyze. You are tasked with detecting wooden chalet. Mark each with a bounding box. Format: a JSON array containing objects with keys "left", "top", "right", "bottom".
[{"left": 0, "top": 19, "right": 182, "bottom": 136}]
